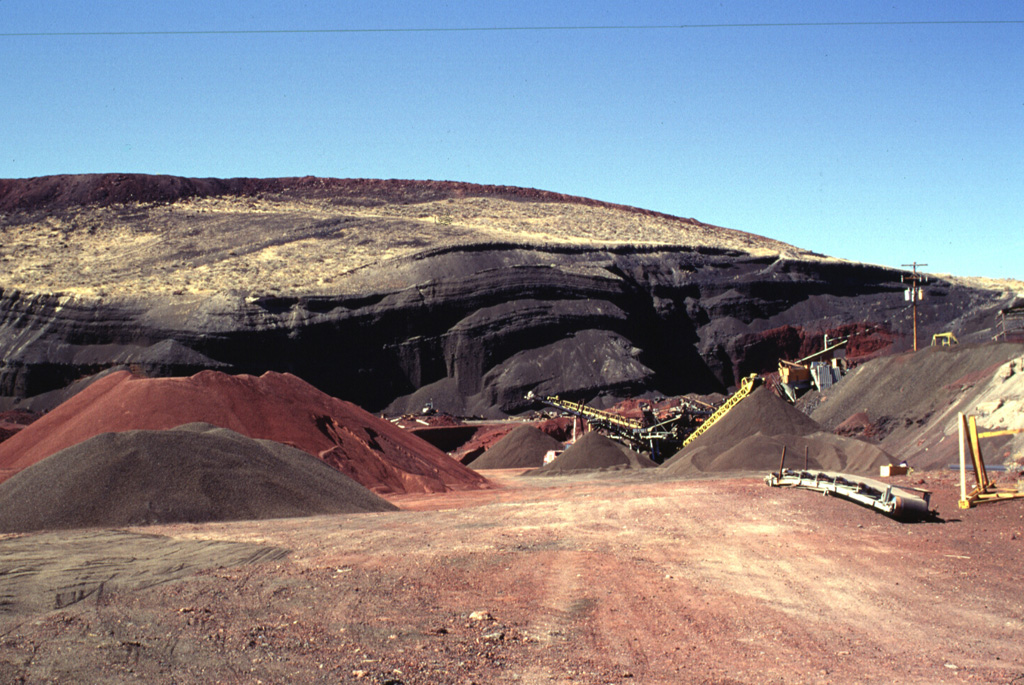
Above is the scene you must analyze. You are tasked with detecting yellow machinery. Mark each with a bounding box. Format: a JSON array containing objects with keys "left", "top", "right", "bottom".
[
  {"left": 932, "top": 332, "right": 959, "bottom": 346},
  {"left": 957, "top": 412, "right": 1024, "bottom": 509},
  {"left": 530, "top": 392, "right": 711, "bottom": 462},
  {"left": 539, "top": 396, "right": 644, "bottom": 432},
  {"left": 526, "top": 376, "right": 768, "bottom": 462},
  {"left": 778, "top": 359, "right": 812, "bottom": 385},
  {"left": 679, "top": 374, "right": 761, "bottom": 449}
]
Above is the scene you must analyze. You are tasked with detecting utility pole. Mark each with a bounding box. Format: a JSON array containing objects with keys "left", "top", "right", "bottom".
[{"left": 901, "top": 262, "right": 927, "bottom": 351}]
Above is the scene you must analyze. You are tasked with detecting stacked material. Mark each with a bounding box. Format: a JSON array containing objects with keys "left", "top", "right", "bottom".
[
  {"left": 0, "top": 424, "right": 398, "bottom": 533},
  {"left": 453, "top": 417, "right": 575, "bottom": 464},
  {"left": 0, "top": 370, "right": 489, "bottom": 495},
  {"left": 528, "top": 431, "right": 657, "bottom": 476},
  {"left": 805, "top": 343, "right": 1024, "bottom": 469},
  {"left": 663, "top": 387, "right": 893, "bottom": 476},
  {"left": 468, "top": 425, "right": 564, "bottom": 469}
]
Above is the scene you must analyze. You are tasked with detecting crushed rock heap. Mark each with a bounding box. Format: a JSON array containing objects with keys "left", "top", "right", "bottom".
[
  {"left": 0, "top": 370, "right": 488, "bottom": 495},
  {"left": 527, "top": 431, "right": 657, "bottom": 476},
  {"left": 0, "top": 423, "right": 398, "bottom": 533},
  {"left": 804, "top": 342, "right": 1024, "bottom": 470},
  {"left": 662, "top": 387, "right": 894, "bottom": 476},
  {"left": 468, "top": 424, "right": 565, "bottom": 470}
]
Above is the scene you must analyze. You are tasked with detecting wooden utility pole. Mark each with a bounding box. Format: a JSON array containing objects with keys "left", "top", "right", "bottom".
[{"left": 901, "top": 262, "right": 927, "bottom": 351}]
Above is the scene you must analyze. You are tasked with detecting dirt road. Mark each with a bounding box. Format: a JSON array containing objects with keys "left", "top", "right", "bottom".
[{"left": 2, "top": 470, "right": 1022, "bottom": 683}]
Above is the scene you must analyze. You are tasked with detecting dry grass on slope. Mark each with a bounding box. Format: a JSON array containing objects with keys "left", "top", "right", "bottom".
[{"left": 1, "top": 193, "right": 818, "bottom": 299}]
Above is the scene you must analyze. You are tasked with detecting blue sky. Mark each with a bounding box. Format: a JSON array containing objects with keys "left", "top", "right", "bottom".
[{"left": 2, "top": 1, "right": 1021, "bottom": 279}]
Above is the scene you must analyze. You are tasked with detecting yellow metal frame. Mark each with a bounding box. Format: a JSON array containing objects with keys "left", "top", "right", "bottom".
[
  {"left": 680, "top": 374, "right": 760, "bottom": 449},
  {"left": 543, "top": 396, "right": 644, "bottom": 431},
  {"left": 957, "top": 413, "right": 1024, "bottom": 509}
]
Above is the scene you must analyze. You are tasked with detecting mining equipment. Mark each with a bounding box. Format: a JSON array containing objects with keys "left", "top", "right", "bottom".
[
  {"left": 525, "top": 392, "right": 709, "bottom": 462},
  {"left": 526, "top": 374, "right": 761, "bottom": 462},
  {"left": 765, "top": 468, "right": 933, "bottom": 522},
  {"left": 956, "top": 412, "right": 1024, "bottom": 509},
  {"left": 931, "top": 332, "right": 958, "bottom": 347},
  {"left": 766, "top": 443, "right": 932, "bottom": 521},
  {"left": 777, "top": 338, "right": 849, "bottom": 402},
  {"left": 678, "top": 373, "right": 760, "bottom": 449}
]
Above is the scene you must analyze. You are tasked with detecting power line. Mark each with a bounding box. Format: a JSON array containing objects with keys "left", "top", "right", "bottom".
[
  {"left": 2, "top": 20, "right": 1023, "bottom": 38},
  {"left": 901, "top": 262, "right": 928, "bottom": 352}
]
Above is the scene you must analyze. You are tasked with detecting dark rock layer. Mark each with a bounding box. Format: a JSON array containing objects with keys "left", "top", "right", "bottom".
[{"left": 0, "top": 177, "right": 1015, "bottom": 416}]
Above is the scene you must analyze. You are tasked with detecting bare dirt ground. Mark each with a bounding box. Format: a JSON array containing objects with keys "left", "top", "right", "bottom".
[{"left": 2, "top": 470, "right": 1022, "bottom": 684}]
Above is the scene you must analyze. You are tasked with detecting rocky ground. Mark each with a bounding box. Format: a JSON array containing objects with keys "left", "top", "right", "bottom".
[
  {"left": 1, "top": 470, "right": 1022, "bottom": 684},
  {"left": 2, "top": 175, "right": 1023, "bottom": 683}
]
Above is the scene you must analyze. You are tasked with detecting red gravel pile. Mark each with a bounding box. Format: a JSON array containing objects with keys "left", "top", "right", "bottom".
[
  {"left": 834, "top": 412, "right": 875, "bottom": 439},
  {"left": 527, "top": 431, "right": 657, "bottom": 476},
  {"left": 0, "top": 370, "right": 489, "bottom": 495},
  {"left": 468, "top": 425, "right": 564, "bottom": 470},
  {"left": 0, "top": 423, "right": 398, "bottom": 533},
  {"left": 663, "top": 387, "right": 893, "bottom": 476}
]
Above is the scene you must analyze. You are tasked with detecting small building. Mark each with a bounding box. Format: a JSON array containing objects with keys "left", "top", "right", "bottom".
[
  {"left": 778, "top": 337, "right": 849, "bottom": 400},
  {"left": 994, "top": 305, "right": 1024, "bottom": 343}
]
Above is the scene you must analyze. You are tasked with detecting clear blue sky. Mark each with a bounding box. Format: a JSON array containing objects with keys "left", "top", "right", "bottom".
[{"left": 2, "top": 1, "right": 1021, "bottom": 279}]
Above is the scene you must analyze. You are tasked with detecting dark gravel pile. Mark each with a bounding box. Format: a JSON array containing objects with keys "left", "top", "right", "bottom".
[
  {"left": 527, "top": 431, "right": 657, "bottom": 476},
  {"left": 468, "top": 425, "right": 564, "bottom": 470},
  {"left": 662, "top": 387, "right": 893, "bottom": 476},
  {"left": 804, "top": 343, "right": 1023, "bottom": 433},
  {"left": 663, "top": 431, "right": 893, "bottom": 477},
  {"left": 0, "top": 423, "right": 398, "bottom": 533}
]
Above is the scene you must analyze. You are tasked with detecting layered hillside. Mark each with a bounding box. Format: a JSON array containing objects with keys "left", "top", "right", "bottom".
[{"left": 1, "top": 174, "right": 1018, "bottom": 416}]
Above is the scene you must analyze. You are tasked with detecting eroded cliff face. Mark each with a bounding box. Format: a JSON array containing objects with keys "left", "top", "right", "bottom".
[
  {"left": 2, "top": 246, "right": 1013, "bottom": 416},
  {"left": 0, "top": 175, "right": 1016, "bottom": 415}
]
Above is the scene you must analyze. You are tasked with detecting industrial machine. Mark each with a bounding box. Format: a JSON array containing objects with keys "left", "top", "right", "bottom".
[
  {"left": 526, "top": 392, "right": 708, "bottom": 462},
  {"left": 678, "top": 374, "right": 760, "bottom": 449},
  {"left": 526, "top": 374, "right": 760, "bottom": 462},
  {"left": 765, "top": 468, "right": 933, "bottom": 521},
  {"left": 956, "top": 412, "right": 1024, "bottom": 509},
  {"left": 777, "top": 338, "right": 849, "bottom": 402}
]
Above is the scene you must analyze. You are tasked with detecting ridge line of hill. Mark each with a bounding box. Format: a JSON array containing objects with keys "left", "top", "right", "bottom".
[{"left": 0, "top": 173, "right": 706, "bottom": 225}]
